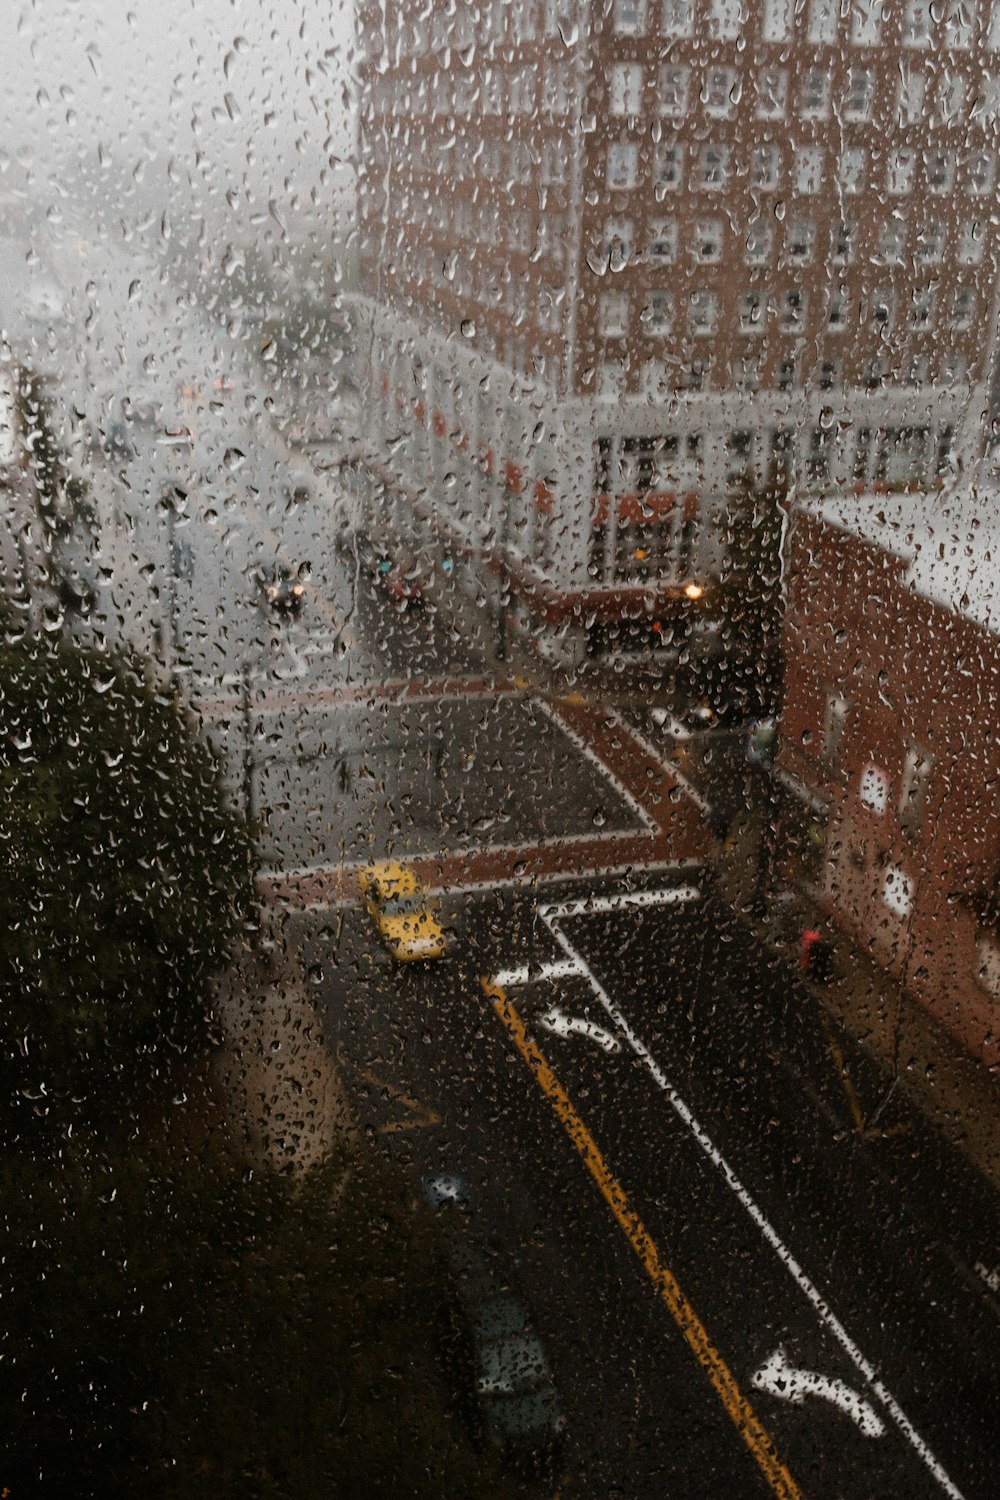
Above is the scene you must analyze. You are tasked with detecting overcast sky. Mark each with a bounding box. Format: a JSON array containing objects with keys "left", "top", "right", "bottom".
[{"left": 0, "top": 0, "right": 356, "bottom": 232}]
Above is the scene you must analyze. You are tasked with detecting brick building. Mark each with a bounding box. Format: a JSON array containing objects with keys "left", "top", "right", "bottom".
[
  {"left": 354, "top": 0, "right": 1000, "bottom": 663},
  {"left": 776, "top": 488, "right": 1000, "bottom": 1066}
]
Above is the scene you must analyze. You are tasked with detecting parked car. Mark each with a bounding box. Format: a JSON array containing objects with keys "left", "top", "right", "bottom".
[
  {"left": 357, "top": 860, "right": 447, "bottom": 960},
  {"left": 259, "top": 564, "right": 305, "bottom": 616},
  {"left": 422, "top": 1172, "right": 564, "bottom": 1469}
]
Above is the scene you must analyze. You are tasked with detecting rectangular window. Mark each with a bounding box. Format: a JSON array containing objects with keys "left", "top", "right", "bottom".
[
  {"left": 918, "top": 220, "right": 945, "bottom": 261},
  {"left": 822, "top": 692, "right": 849, "bottom": 769},
  {"left": 878, "top": 221, "right": 905, "bottom": 264},
  {"left": 607, "top": 142, "right": 639, "bottom": 189},
  {"left": 756, "top": 68, "right": 788, "bottom": 118},
  {"left": 943, "top": 1, "right": 974, "bottom": 47},
  {"left": 872, "top": 287, "right": 895, "bottom": 327},
  {"left": 703, "top": 67, "right": 736, "bottom": 116},
  {"left": 763, "top": 0, "right": 794, "bottom": 42},
  {"left": 801, "top": 68, "right": 830, "bottom": 117},
  {"left": 927, "top": 150, "right": 956, "bottom": 193},
  {"left": 795, "top": 147, "right": 823, "bottom": 195},
  {"left": 601, "top": 291, "right": 629, "bottom": 336},
  {"left": 906, "top": 354, "right": 929, "bottom": 386},
  {"left": 603, "top": 218, "right": 633, "bottom": 263},
  {"left": 844, "top": 69, "right": 874, "bottom": 119},
  {"left": 655, "top": 144, "right": 683, "bottom": 191},
  {"left": 708, "top": 0, "right": 742, "bottom": 40},
  {"left": 693, "top": 217, "right": 723, "bottom": 262},
  {"left": 958, "top": 220, "right": 985, "bottom": 264},
  {"left": 649, "top": 219, "right": 677, "bottom": 260},
  {"left": 937, "top": 71, "right": 966, "bottom": 123},
  {"left": 699, "top": 144, "right": 731, "bottom": 189},
  {"left": 643, "top": 291, "right": 674, "bottom": 334},
  {"left": 751, "top": 145, "right": 780, "bottom": 189},
  {"left": 739, "top": 291, "right": 764, "bottom": 332},
  {"left": 910, "top": 287, "right": 935, "bottom": 327},
  {"left": 889, "top": 150, "right": 916, "bottom": 195},
  {"left": 746, "top": 219, "right": 772, "bottom": 263},
  {"left": 905, "top": 0, "right": 932, "bottom": 46},
  {"left": 659, "top": 65, "right": 689, "bottom": 117},
  {"left": 897, "top": 68, "right": 926, "bottom": 124},
  {"left": 952, "top": 287, "right": 975, "bottom": 329},
  {"left": 990, "top": 0, "right": 1000, "bottom": 48},
  {"left": 838, "top": 148, "right": 866, "bottom": 195},
  {"left": 610, "top": 64, "right": 644, "bottom": 116},
  {"left": 969, "top": 151, "right": 996, "bottom": 195},
  {"left": 851, "top": 0, "right": 881, "bottom": 45},
  {"left": 690, "top": 290, "right": 719, "bottom": 336},
  {"left": 809, "top": 0, "right": 838, "bottom": 44},
  {"left": 614, "top": 0, "right": 646, "bottom": 34},
  {"left": 781, "top": 289, "right": 805, "bottom": 330},
  {"left": 819, "top": 360, "right": 839, "bottom": 390},
  {"left": 777, "top": 357, "right": 797, "bottom": 390},
  {"left": 828, "top": 292, "right": 848, "bottom": 330},
  {"left": 788, "top": 218, "right": 814, "bottom": 260},
  {"left": 662, "top": 0, "right": 695, "bottom": 36}
]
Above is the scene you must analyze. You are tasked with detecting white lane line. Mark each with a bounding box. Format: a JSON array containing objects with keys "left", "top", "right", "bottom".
[
  {"left": 538, "top": 1007, "right": 621, "bottom": 1053},
  {"left": 536, "top": 902, "right": 966, "bottom": 1500},
  {"left": 605, "top": 709, "right": 712, "bottom": 815},
  {"left": 494, "top": 958, "right": 586, "bottom": 987},
  {"left": 751, "top": 1348, "right": 886, "bottom": 1440},
  {"left": 540, "top": 885, "right": 701, "bottom": 920},
  {"left": 533, "top": 697, "right": 658, "bottom": 835}
]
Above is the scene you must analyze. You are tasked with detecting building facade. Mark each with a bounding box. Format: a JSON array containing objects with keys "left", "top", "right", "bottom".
[
  {"left": 355, "top": 0, "right": 1000, "bottom": 662},
  {"left": 775, "top": 494, "right": 1000, "bottom": 1067}
]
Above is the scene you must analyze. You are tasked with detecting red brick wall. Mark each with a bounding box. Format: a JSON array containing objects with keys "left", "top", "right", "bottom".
[{"left": 779, "top": 508, "right": 1000, "bottom": 1066}]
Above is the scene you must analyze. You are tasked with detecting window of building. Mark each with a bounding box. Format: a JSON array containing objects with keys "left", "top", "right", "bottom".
[
  {"left": 662, "top": 0, "right": 695, "bottom": 36},
  {"left": 746, "top": 219, "right": 772, "bottom": 262},
  {"left": 702, "top": 67, "right": 736, "bottom": 116},
  {"left": 751, "top": 145, "right": 780, "bottom": 189},
  {"left": 878, "top": 220, "right": 905, "bottom": 264},
  {"left": 756, "top": 67, "right": 788, "bottom": 118},
  {"left": 600, "top": 291, "right": 629, "bottom": 336},
  {"left": 860, "top": 763, "right": 890, "bottom": 813},
  {"left": 904, "top": 0, "right": 932, "bottom": 46},
  {"left": 698, "top": 144, "right": 731, "bottom": 189},
  {"left": 603, "top": 217, "right": 634, "bottom": 264},
  {"left": 809, "top": 0, "right": 839, "bottom": 44},
  {"left": 888, "top": 149, "right": 916, "bottom": 195},
  {"left": 927, "top": 150, "right": 956, "bottom": 192},
  {"left": 943, "top": 1, "right": 974, "bottom": 47},
  {"left": 777, "top": 356, "right": 797, "bottom": 390},
  {"left": 607, "top": 142, "right": 639, "bottom": 189},
  {"left": 708, "top": 0, "right": 742, "bottom": 40},
  {"left": 819, "top": 359, "right": 840, "bottom": 390},
  {"left": 659, "top": 64, "right": 689, "bottom": 117},
  {"left": 910, "top": 287, "right": 935, "bottom": 327},
  {"left": 851, "top": 0, "right": 882, "bottom": 45},
  {"left": 610, "top": 63, "right": 644, "bottom": 116},
  {"left": 781, "top": 289, "right": 805, "bottom": 330},
  {"left": 969, "top": 150, "right": 996, "bottom": 195},
  {"left": 788, "top": 218, "right": 815, "bottom": 260},
  {"left": 655, "top": 144, "right": 684, "bottom": 191},
  {"left": 844, "top": 68, "right": 874, "bottom": 118},
  {"left": 975, "top": 934, "right": 1000, "bottom": 998},
  {"left": 693, "top": 218, "right": 723, "bottom": 262},
  {"left": 958, "top": 220, "right": 985, "bottom": 264},
  {"left": 613, "top": 0, "right": 646, "bottom": 35},
  {"left": 990, "top": 0, "right": 1000, "bottom": 48},
  {"left": 642, "top": 291, "right": 674, "bottom": 334},
  {"left": 917, "top": 219, "right": 945, "bottom": 261},
  {"left": 906, "top": 355, "right": 929, "bottom": 385},
  {"left": 801, "top": 68, "right": 830, "bottom": 117},
  {"left": 690, "top": 290, "right": 719, "bottom": 336},
  {"left": 838, "top": 147, "right": 866, "bottom": 195},
  {"left": 795, "top": 148, "right": 823, "bottom": 195},
  {"left": 896, "top": 67, "right": 927, "bottom": 123},
  {"left": 828, "top": 292, "right": 849, "bottom": 330},
  {"left": 899, "top": 746, "right": 933, "bottom": 837},
  {"left": 649, "top": 218, "right": 678, "bottom": 260},
  {"left": 872, "top": 287, "right": 895, "bottom": 328},
  {"left": 952, "top": 287, "right": 975, "bottom": 329},
  {"left": 882, "top": 864, "right": 914, "bottom": 917},
  {"left": 739, "top": 291, "right": 764, "bottom": 332},
  {"left": 763, "top": 0, "right": 795, "bottom": 42}
]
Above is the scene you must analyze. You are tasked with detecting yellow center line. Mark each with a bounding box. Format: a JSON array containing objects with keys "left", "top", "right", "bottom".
[{"left": 483, "top": 978, "right": 804, "bottom": 1500}]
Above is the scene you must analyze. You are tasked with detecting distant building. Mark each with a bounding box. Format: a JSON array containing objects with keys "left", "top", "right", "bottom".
[
  {"left": 775, "top": 489, "right": 1000, "bottom": 1067},
  {"left": 355, "top": 0, "right": 1000, "bottom": 664}
]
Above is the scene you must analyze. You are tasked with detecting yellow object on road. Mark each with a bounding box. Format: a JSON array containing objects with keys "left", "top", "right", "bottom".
[{"left": 358, "top": 860, "right": 448, "bottom": 961}]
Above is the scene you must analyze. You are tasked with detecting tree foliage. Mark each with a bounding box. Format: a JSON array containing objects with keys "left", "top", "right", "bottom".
[{"left": 0, "top": 638, "right": 253, "bottom": 1103}]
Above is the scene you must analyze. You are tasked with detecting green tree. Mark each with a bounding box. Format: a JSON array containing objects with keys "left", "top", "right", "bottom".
[{"left": 0, "top": 638, "right": 253, "bottom": 1109}]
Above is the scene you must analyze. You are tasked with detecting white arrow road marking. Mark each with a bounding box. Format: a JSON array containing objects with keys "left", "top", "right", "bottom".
[
  {"left": 751, "top": 1347, "right": 886, "bottom": 1439},
  {"left": 539, "top": 884, "right": 701, "bottom": 920},
  {"left": 493, "top": 958, "right": 585, "bottom": 988},
  {"left": 538, "top": 1007, "right": 621, "bottom": 1053}
]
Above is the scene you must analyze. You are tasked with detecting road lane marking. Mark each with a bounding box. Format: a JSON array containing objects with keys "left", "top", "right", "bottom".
[
  {"left": 538, "top": 1007, "right": 621, "bottom": 1053},
  {"left": 535, "top": 904, "right": 966, "bottom": 1500},
  {"left": 493, "top": 959, "right": 586, "bottom": 987},
  {"left": 539, "top": 885, "right": 701, "bottom": 920},
  {"left": 484, "top": 980, "right": 804, "bottom": 1500},
  {"left": 606, "top": 709, "right": 712, "bottom": 814},
  {"left": 533, "top": 697, "right": 659, "bottom": 835},
  {"left": 751, "top": 1348, "right": 885, "bottom": 1439}
]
